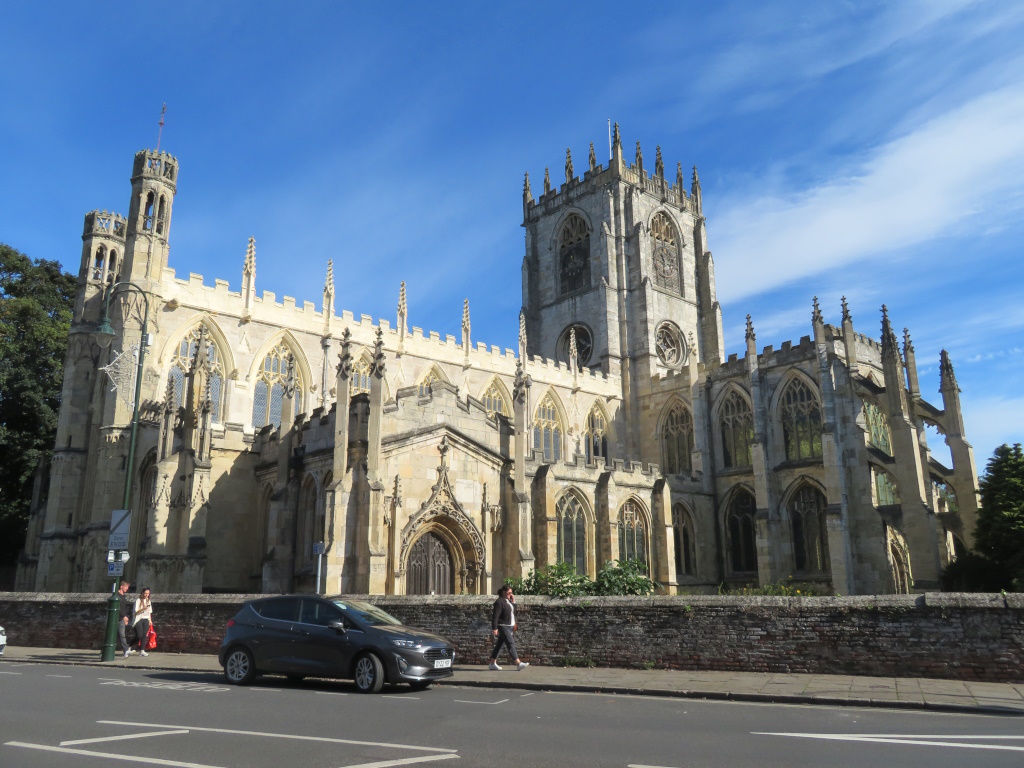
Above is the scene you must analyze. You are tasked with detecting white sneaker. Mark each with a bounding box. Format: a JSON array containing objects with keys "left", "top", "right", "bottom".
[
  {"left": 140, "top": 650, "right": 149, "bottom": 657},
  {"left": 123, "top": 650, "right": 130, "bottom": 658},
  {"left": 517, "top": 662, "right": 530, "bottom": 671},
  {"left": 488, "top": 662, "right": 501, "bottom": 671}
]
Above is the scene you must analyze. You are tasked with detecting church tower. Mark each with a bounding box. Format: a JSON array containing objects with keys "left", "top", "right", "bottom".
[
  {"left": 521, "top": 126, "right": 724, "bottom": 458},
  {"left": 121, "top": 150, "right": 178, "bottom": 287}
]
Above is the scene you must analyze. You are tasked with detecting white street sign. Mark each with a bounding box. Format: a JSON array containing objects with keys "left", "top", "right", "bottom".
[
  {"left": 107, "top": 562, "right": 125, "bottom": 577},
  {"left": 108, "top": 509, "right": 132, "bottom": 551},
  {"left": 120, "top": 551, "right": 131, "bottom": 562}
]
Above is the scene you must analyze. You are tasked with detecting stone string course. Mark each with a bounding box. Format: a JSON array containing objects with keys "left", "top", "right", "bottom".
[{"left": 2, "top": 593, "right": 1021, "bottom": 683}]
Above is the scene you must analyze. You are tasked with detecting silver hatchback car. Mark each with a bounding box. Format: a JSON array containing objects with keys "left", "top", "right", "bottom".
[{"left": 218, "top": 595, "right": 455, "bottom": 693}]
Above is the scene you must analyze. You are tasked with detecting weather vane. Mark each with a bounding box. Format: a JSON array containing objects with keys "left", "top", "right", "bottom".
[{"left": 156, "top": 103, "right": 167, "bottom": 153}]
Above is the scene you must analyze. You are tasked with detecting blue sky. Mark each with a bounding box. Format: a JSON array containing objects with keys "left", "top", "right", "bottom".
[{"left": 2, "top": 1, "right": 1022, "bottom": 464}]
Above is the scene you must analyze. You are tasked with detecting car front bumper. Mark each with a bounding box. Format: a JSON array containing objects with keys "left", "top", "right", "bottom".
[{"left": 389, "top": 647, "right": 455, "bottom": 682}]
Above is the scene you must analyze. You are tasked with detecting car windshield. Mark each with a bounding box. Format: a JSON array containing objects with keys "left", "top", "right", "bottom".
[{"left": 331, "top": 600, "right": 402, "bottom": 627}]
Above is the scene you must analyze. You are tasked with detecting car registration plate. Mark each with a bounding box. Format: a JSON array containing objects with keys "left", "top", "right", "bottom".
[{"left": 433, "top": 658, "right": 452, "bottom": 669}]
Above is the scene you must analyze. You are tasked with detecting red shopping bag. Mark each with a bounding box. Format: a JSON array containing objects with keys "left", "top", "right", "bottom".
[{"left": 146, "top": 625, "right": 157, "bottom": 650}]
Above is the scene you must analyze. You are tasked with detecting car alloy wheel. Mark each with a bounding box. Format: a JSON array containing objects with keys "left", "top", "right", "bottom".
[
  {"left": 353, "top": 653, "right": 385, "bottom": 693},
  {"left": 224, "top": 647, "right": 255, "bottom": 685}
]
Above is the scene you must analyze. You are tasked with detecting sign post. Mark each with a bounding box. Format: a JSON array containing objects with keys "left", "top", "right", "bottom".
[
  {"left": 313, "top": 542, "right": 325, "bottom": 595},
  {"left": 101, "top": 509, "right": 132, "bottom": 662}
]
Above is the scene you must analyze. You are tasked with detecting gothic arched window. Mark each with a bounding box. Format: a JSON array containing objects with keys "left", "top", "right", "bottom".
[
  {"left": 555, "top": 491, "right": 588, "bottom": 575},
  {"left": 663, "top": 402, "right": 694, "bottom": 475},
  {"left": 863, "top": 400, "right": 892, "bottom": 455},
  {"left": 351, "top": 357, "right": 371, "bottom": 395},
  {"left": 532, "top": 394, "right": 563, "bottom": 463},
  {"left": 167, "top": 325, "right": 225, "bottom": 423},
  {"left": 418, "top": 369, "right": 440, "bottom": 397},
  {"left": 780, "top": 379, "right": 822, "bottom": 461},
  {"left": 672, "top": 502, "right": 696, "bottom": 577},
  {"left": 727, "top": 489, "right": 757, "bottom": 574},
  {"left": 296, "top": 475, "right": 319, "bottom": 569},
  {"left": 651, "top": 211, "right": 681, "bottom": 293},
  {"left": 481, "top": 381, "right": 508, "bottom": 417},
  {"left": 252, "top": 341, "right": 303, "bottom": 429},
  {"left": 92, "top": 245, "right": 106, "bottom": 280},
  {"left": 584, "top": 404, "right": 608, "bottom": 464},
  {"left": 559, "top": 213, "right": 590, "bottom": 295},
  {"left": 618, "top": 499, "right": 648, "bottom": 569},
  {"left": 720, "top": 390, "right": 754, "bottom": 468},
  {"left": 789, "top": 485, "right": 830, "bottom": 573}
]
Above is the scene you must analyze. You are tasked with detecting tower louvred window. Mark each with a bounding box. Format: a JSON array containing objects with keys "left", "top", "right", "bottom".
[{"left": 559, "top": 214, "right": 590, "bottom": 295}]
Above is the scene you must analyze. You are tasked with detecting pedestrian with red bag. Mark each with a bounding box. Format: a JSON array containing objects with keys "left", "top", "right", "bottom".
[{"left": 132, "top": 587, "right": 155, "bottom": 657}]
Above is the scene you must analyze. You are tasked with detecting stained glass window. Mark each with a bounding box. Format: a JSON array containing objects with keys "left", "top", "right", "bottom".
[
  {"left": 618, "top": 499, "right": 648, "bottom": 569},
  {"left": 555, "top": 491, "right": 587, "bottom": 575},
  {"left": 351, "top": 357, "right": 371, "bottom": 395},
  {"left": 790, "top": 486, "right": 829, "bottom": 573},
  {"left": 863, "top": 401, "right": 892, "bottom": 455},
  {"left": 481, "top": 382, "right": 508, "bottom": 417},
  {"left": 728, "top": 490, "right": 757, "bottom": 574},
  {"left": 663, "top": 402, "right": 694, "bottom": 474},
  {"left": 781, "top": 379, "right": 822, "bottom": 460},
  {"left": 532, "top": 394, "right": 562, "bottom": 463},
  {"left": 166, "top": 325, "right": 224, "bottom": 423},
  {"left": 251, "top": 341, "right": 303, "bottom": 428},
  {"left": 874, "top": 468, "right": 900, "bottom": 506},
  {"left": 672, "top": 503, "right": 695, "bottom": 577},
  {"left": 720, "top": 390, "right": 754, "bottom": 468},
  {"left": 584, "top": 405, "right": 608, "bottom": 463}
]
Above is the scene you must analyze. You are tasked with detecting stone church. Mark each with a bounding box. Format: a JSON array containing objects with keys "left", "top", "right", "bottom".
[{"left": 17, "top": 126, "right": 982, "bottom": 596}]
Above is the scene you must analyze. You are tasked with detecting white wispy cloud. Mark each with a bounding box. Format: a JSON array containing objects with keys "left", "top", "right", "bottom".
[{"left": 711, "top": 81, "right": 1024, "bottom": 303}]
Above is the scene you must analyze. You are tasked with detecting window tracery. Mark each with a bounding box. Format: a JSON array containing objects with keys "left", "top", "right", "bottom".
[
  {"left": 780, "top": 379, "right": 822, "bottom": 460},
  {"left": 351, "top": 357, "right": 371, "bottom": 395},
  {"left": 168, "top": 325, "right": 224, "bottom": 423},
  {"left": 418, "top": 369, "right": 441, "bottom": 397},
  {"left": 655, "top": 322, "right": 685, "bottom": 368},
  {"left": 559, "top": 214, "right": 590, "bottom": 295},
  {"left": 873, "top": 468, "right": 900, "bottom": 506},
  {"left": 789, "top": 485, "right": 829, "bottom": 573},
  {"left": 481, "top": 381, "right": 508, "bottom": 417},
  {"left": 651, "top": 212, "right": 681, "bottom": 293},
  {"left": 558, "top": 325, "right": 593, "bottom": 368},
  {"left": 555, "top": 491, "right": 587, "bottom": 575},
  {"left": 252, "top": 340, "right": 302, "bottom": 429},
  {"left": 532, "top": 394, "right": 563, "bottom": 463},
  {"left": 618, "top": 499, "right": 648, "bottom": 569},
  {"left": 863, "top": 400, "right": 892, "bottom": 455},
  {"left": 727, "top": 490, "right": 757, "bottom": 574},
  {"left": 663, "top": 402, "right": 694, "bottom": 475},
  {"left": 720, "top": 390, "right": 754, "bottom": 468},
  {"left": 584, "top": 404, "right": 608, "bottom": 464}
]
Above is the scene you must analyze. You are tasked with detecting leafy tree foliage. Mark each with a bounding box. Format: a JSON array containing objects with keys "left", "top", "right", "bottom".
[
  {"left": 941, "top": 443, "right": 1024, "bottom": 592},
  {"left": 0, "top": 244, "right": 76, "bottom": 564},
  {"left": 506, "top": 559, "right": 656, "bottom": 596}
]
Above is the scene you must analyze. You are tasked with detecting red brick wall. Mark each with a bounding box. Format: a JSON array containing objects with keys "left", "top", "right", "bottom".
[{"left": 2, "top": 592, "right": 1021, "bottom": 682}]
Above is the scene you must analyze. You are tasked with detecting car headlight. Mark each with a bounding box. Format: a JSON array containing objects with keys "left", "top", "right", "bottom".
[{"left": 391, "top": 638, "right": 419, "bottom": 648}]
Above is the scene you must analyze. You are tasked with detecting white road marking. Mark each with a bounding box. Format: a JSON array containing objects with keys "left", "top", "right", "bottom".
[
  {"left": 46, "top": 674, "right": 72, "bottom": 678},
  {"left": 5, "top": 742, "right": 223, "bottom": 767},
  {"left": 315, "top": 691, "right": 349, "bottom": 696},
  {"left": 628, "top": 764, "right": 678, "bottom": 767},
  {"left": 249, "top": 687, "right": 281, "bottom": 692},
  {"left": 753, "top": 732, "right": 1024, "bottom": 752},
  {"left": 383, "top": 696, "right": 420, "bottom": 701},
  {"left": 0, "top": 671, "right": 21, "bottom": 675},
  {"left": 342, "top": 756, "right": 460, "bottom": 767},
  {"left": 98, "top": 721, "right": 457, "bottom": 753},
  {"left": 452, "top": 699, "right": 509, "bottom": 705},
  {"left": 61, "top": 729, "right": 190, "bottom": 746},
  {"left": 520, "top": 693, "right": 535, "bottom": 697}
]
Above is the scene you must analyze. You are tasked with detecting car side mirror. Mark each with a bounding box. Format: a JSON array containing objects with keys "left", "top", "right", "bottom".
[{"left": 329, "top": 620, "right": 347, "bottom": 634}]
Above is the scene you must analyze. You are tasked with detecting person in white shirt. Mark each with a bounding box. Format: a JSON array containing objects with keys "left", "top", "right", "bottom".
[
  {"left": 489, "top": 584, "right": 528, "bottom": 671},
  {"left": 132, "top": 587, "right": 154, "bottom": 657}
]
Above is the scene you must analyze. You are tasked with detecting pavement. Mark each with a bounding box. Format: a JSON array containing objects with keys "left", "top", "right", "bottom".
[{"left": 3, "top": 645, "right": 1023, "bottom": 716}]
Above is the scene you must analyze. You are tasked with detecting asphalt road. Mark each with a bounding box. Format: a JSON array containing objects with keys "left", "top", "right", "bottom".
[{"left": 1, "top": 662, "right": 1021, "bottom": 768}]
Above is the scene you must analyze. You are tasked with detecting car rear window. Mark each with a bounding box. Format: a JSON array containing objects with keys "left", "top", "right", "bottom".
[{"left": 253, "top": 598, "right": 300, "bottom": 621}]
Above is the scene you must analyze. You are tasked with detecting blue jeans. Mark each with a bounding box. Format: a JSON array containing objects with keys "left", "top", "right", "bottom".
[
  {"left": 117, "top": 619, "right": 131, "bottom": 652},
  {"left": 490, "top": 626, "right": 517, "bottom": 662}
]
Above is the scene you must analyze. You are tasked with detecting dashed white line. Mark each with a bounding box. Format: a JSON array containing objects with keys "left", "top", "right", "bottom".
[
  {"left": 520, "top": 692, "right": 535, "bottom": 697},
  {"left": 315, "top": 690, "right": 348, "bottom": 696},
  {"left": 452, "top": 699, "right": 509, "bottom": 705},
  {"left": 97, "top": 721, "right": 458, "bottom": 753},
  {"left": 343, "top": 756, "right": 460, "bottom": 767},
  {"left": 5, "top": 742, "right": 222, "bottom": 767},
  {"left": 0, "top": 671, "right": 22, "bottom": 675},
  {"left": 61, "top": 729, "right": 190, "bottom": 746},
  {"left": 46, "top": 674, "right": 72, "bottom": 678}
]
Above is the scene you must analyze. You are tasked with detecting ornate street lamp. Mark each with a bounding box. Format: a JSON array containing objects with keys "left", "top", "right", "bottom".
[{"left": 94, "top": 281, "right": 150, "bottom": 662}]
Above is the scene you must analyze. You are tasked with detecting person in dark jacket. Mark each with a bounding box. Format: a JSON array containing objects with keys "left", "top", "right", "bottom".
[
  {"left": 116, "top": 580, "right": 134, "bottom": 658},
  {"left": 489, "top": 584, "right": 528, "bottom": 671}
]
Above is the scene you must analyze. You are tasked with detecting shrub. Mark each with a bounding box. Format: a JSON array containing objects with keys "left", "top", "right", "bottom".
[
  {"left": 505, "top": 559, "right": 657, "bottom": 596},
  {"left": 718, "top": 579, "right": 834, "bottom": 596}
]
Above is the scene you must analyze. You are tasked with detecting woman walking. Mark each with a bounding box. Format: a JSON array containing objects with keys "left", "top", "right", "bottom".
[
  {"left": 489, "top": 584, "right": 528, "bottom": 671},
  {"left": 132, "top": 587, "right": 154, "bottom": 657}
]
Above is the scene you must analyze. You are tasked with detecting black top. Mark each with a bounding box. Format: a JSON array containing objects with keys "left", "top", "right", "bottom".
[
  {"left": 118, "top": 593, "right": 133, "bottom": 621},
  {"left": 491, "top": 597, "right": 515, "bottom": 630}
]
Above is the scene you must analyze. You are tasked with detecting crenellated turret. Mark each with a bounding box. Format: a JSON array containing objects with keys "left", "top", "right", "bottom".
[
  {"left": 76, "top": 210, "right": 127, "bottom": 323},
  {"left": 122, "top": 148, "right": 178, "bottom": 286}
]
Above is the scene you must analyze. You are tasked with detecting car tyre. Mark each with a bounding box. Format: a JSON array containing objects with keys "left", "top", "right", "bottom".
[
  {"left": 353, "top": 653, "right": 385, "bottom": 693},
  {"left": 224, "top": 647, "right": 256, "bottom": 685}
]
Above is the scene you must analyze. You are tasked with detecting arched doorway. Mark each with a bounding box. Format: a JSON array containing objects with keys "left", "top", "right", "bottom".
[{"left": 407, "top": 532, "right": 453, "bottom": 595}]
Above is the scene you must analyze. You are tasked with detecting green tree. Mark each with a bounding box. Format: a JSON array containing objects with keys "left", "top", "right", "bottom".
[
  {"left": 0, "top": 244, "right": 76, "bottom": 564},
  {"left": 974, "top": 443, "right": 1024, "bottom": 589}
]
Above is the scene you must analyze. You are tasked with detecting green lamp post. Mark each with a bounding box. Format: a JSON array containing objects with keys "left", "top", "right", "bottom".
[{"left": 94, "top": 282, "right": 149, "bottom": 662}]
